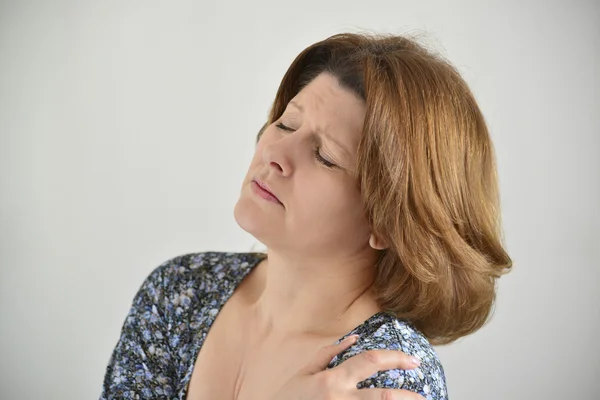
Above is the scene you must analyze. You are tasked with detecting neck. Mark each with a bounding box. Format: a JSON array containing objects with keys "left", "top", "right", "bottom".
[{"left": 244, "top": 247, "right": 383, "bottom": 340}]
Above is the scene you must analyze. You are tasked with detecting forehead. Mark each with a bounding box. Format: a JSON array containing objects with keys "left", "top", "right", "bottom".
[{"left": 287, "top": 73, "right": 366, "bottom": 152}]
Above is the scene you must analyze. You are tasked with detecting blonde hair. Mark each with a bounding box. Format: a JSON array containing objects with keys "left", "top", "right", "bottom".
[{"left": 257, "top": 32, "right": 512, "bottom": 345}]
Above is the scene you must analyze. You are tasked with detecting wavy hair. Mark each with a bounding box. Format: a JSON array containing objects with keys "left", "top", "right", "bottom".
[{"left": 256, "top": 31, "right": 512, "bottom": 345}]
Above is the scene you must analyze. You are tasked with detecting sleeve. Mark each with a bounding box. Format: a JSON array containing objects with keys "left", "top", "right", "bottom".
[
  {"left": 100, "top": 259, "right": 178, "bottom": 400},
  {"left": 361, "top": 354, "right": 448, "bottom": 400},
  {"left": 327, "top": 323, "right": 449, "bottom": 400},
  {"left": 355, "top": 332, "right": 449, "bottom": 400}
]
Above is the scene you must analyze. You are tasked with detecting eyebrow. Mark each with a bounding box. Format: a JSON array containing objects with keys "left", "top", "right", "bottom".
[{"left": 287, "top": 100, "right": 354, "bottom": 159}]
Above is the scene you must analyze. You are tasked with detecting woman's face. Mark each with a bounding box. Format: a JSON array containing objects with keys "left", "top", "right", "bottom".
[{"left": 234, "top": 72, "right": 373, "bottom": 258}]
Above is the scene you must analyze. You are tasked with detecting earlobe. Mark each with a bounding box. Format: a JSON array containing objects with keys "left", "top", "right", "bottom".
[{"left": 369, "top": 234, "right": 388, "bottom": 250}]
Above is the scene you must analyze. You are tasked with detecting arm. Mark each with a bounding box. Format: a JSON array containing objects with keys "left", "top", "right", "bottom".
[
  {"left": 360, "top": 358, "right": 448, "bottom": 400},
  {"left": 357, "top": 329, "right": 448, "bottom": 399},
  {"left": 100, "top": 261, "right": 177, "bottom": 400},
  {"left": 328, "top": 321, "right": 448, "bottom": 399}
]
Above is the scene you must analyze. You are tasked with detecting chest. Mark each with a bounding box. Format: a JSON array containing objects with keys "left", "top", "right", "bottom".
[{"left": 184, "top": 300, "right": 314, "bottom": 400}]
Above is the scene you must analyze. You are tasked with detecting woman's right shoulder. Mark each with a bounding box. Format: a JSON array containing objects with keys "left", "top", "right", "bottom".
[{"left": 139, "top": 251, "right": 267, "bottom": 297}]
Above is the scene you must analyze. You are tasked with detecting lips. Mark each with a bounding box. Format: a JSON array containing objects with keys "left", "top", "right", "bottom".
[{"left": 252, "top": 179, "right": 282, "bottom": 204}]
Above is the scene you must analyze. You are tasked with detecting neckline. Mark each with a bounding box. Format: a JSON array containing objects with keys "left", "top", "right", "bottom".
[{"left": 179, "top": 252, "right": 393, "bottom": 398}]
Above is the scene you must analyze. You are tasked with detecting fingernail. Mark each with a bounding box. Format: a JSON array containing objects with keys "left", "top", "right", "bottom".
[
  {"left": 345, "top": 334, "right": 359, "bottom": 342},
  {"left": 410, "top": 356, "right": 421, "bottom": 366}
]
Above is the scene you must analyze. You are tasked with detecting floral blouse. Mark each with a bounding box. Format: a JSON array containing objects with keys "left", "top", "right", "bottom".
[{"left": 100, "top": 251, "right": 448, "bottom": 399}]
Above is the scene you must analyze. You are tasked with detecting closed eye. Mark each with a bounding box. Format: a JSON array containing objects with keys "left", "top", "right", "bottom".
[
  {"left": 275, "top": 122, "right": 294, "bottom": 132},
  {"left": 275, "top": 122, "right": 338, "bottom": 168}
]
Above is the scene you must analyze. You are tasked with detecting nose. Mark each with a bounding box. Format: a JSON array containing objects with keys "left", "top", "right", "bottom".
[{"left": 261, "top": 137, "right": 293, "bottom": 177}]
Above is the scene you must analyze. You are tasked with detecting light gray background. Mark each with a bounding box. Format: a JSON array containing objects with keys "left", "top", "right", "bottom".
[{"left": 1, "top": 1, "right": 598, "bottom": 399}]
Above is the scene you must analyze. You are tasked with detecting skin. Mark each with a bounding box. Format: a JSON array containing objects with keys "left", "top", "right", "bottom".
[{"left": 233, "top": 71, "right": 389, "bottom": 342}]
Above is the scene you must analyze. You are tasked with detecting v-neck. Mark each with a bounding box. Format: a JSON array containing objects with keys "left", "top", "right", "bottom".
[{"left": 179, "top": 252, "right": 393, "bottom": 399}]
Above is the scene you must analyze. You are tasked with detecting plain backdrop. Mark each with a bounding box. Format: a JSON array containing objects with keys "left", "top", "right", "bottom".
[{"left": 1, "top": 1, "right": 598, "bottom": 399}]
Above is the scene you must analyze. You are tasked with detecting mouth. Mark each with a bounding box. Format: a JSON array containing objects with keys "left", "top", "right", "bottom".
[{"left": 251, "top": 179, "right": 283, "bottom": 206}]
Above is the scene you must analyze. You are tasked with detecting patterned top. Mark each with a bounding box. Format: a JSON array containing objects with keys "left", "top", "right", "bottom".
[{"left": 100, "top": 251, "right": 448, "bottom": 399}]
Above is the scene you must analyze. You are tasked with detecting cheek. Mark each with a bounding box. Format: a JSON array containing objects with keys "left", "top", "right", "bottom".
[
  {"left": 249, "top": 152, "right": 262, "bottom": 168},
  {"left": 250, "top": 132, "right": 274, "bottom": 165},
  {"left": 296, "top": 177, "right": 364, "bottom": 221},
  {"left": 245, "top": 145, "right": 265, "bottom": 177}
]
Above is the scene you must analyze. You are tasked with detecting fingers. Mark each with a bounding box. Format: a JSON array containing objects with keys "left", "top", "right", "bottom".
[
  {"left": 305, "top": 334, "right": 360, "bottom": 374},
  {"left": 358, "top": 388, "right": 426, "bottom": 400},
  {"left": 302, "top": 336, "right": 426, "bottom": 400},
  {"left": 336, "top": 348, "right": 421, "bottom": 383}
]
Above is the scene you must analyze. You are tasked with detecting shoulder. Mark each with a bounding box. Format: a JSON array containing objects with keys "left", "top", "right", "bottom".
[
  {"left": 327, "top": 312, "right": 448, "bottom": 399},
  {"left": 139, "top": 250, "right": 267, "bottom": 295}
]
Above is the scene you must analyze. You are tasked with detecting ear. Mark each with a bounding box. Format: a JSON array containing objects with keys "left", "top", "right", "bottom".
[{"left": 369, "top": 233, "right": 388, "bottom": 250}]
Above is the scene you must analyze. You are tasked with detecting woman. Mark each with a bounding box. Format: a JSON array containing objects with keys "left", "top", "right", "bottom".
[{"left": 100, "top": 32, "right": 512, "bottom": 400}]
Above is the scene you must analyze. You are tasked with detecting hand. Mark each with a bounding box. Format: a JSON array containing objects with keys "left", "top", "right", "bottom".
[{"left": 269, "top": 334, "right": 426, "bottom": 400}]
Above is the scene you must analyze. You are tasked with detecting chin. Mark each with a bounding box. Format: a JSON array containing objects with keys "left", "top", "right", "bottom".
[{"left": 233, "top": 196, "right": 279, "bottom": 246}]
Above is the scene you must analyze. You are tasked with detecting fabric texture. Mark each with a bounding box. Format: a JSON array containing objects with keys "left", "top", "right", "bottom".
[{"left": 100, "top": 251, "right": 448, "bottom": 399}]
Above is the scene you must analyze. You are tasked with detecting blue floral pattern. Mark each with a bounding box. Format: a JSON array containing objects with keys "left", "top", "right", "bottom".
[{"left": 100, "top": 251, "right": 448, "bottom": 399}]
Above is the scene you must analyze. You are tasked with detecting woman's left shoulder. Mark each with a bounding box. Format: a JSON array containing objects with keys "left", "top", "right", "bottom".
[{"left": 328, "top": 312, "right": 448, "bottom": 399}]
